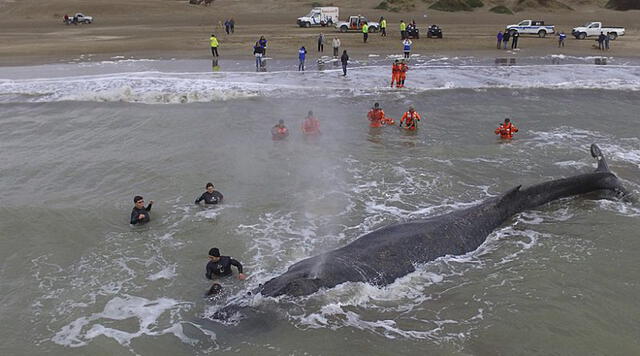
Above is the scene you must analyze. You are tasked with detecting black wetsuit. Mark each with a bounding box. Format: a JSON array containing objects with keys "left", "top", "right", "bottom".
[
  {"left": 130, "top": 203, "right": 153, "bottom": 225},
  {"left": 206, "top": 256, "right": 243, "bottom": 279},
  {"left": 195, "top": 191, "right": 224, "bottom": 205}
]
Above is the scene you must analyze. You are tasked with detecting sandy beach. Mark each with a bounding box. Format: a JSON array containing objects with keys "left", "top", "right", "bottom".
[{"left": 1, "top": 0, "right": 639, "bottom": 66}]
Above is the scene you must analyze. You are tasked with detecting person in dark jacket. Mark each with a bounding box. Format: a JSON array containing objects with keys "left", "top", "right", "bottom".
[
  {"left": 253, "top": 41, "right": 264, "bottom": 70},
  {"left": 511, "top": 31, "right": 519, "bottom": 49},
  {"left": 195, "top": 182, "right": 224, "bottom": 205},
  {"left": 205, "top": 248, "right": 246, "bottom": 280},
  {"left": 502, "top": 31, "right": 510, "bottom": 49},
  {"left": 130, "top": 195, "right": 154, "bottom": 225},
  {"left": 258, "top": 36, "right": 268, "bottom": 55},
  {"left": 496, "top": 31, "right": 503, "bottom": 49},
  {"left": 341, "top": 50, "right": 349, "bottom": 76}
]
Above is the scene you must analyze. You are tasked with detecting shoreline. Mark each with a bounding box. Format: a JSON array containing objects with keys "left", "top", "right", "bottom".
[{"left": 1, "top": 0, "right": 639, "bottom": 68}]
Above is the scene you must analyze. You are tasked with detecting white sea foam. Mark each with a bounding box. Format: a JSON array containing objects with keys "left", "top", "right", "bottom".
[
  {"left": 52, "top": 295, "right": 200, "bottom": 347},
  {"left": 1, "top": 63, "right": 638, "bottom": 104}
]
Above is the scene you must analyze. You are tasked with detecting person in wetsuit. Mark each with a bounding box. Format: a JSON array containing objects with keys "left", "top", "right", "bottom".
[
  {"left": 130, "top": 195, "right": 154, "bottom": 225},
  {"left": 205, "top": 248, "right": 247, "bottom": 280},
  {"left": 195, "top": 182, "right": 224, "bottom": 205}
]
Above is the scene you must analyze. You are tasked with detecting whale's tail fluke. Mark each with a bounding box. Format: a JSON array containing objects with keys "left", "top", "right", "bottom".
[{"left": 591, "top": 144, "right": 611, "bottom": 173}]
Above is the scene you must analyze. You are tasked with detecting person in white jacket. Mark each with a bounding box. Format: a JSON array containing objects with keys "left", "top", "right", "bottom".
[{"left": 332, "top": 37, "right": 341, "bottom": 58}]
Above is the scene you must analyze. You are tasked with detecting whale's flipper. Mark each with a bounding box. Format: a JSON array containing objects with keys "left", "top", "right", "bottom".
[{"left": 591, "top": 144, "right": 610, "bottom": 173}]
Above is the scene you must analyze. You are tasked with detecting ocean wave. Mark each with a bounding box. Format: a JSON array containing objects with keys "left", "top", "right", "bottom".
[{"left": 1, "top": 64, "right": 639, "bottom": 104}]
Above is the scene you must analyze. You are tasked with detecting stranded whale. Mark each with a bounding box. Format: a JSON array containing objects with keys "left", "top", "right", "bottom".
[{"left": 214, "top": 144, "right": 631, "bottom": 318}]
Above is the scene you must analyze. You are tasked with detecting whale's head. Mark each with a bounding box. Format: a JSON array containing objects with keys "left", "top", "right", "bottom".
[{"left": 260, "top": 262, "right": 324, "bottom": 297}]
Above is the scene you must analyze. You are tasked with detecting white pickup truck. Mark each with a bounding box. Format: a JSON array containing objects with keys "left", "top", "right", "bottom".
[
  {"left": 572, "top": 22, "right": 625, "bottom": 40},
  {"left": 297, "top": 7, "right": 339, "bottom": 28},
  {"left": 506, "top": 20, "right": 555, "bottom": 38}
]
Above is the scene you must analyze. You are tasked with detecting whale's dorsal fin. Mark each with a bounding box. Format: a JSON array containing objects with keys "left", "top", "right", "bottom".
[
  {"left": 499, "top": 185, "right": 522, "bottom": 204},
  {"left": 590, "top": 143, "right": 610, "bottom": 173}
]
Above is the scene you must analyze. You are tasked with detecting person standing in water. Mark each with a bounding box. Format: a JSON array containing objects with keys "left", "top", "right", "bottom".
[
  {"left": 272, "top": 119, "right": 289, "bottom": 140},
  {"left": 206, "top": 248, "right": 246, "bottom": 280},
  {"left": 301, "top": 110, "right": 321, "bottom": 136},
  {"left": 130, "top": 195, "right": 154, "bottom": 225},
  {"left": 495, "top": 118, "right": 518, "bottom": 139},
  {"left": 341, "top": 50, "right": 349, "bottom": 76},
  {"left": 195, "top": 182, "right": 224, "bottom": 205},
  {"left": 399, "top": 106, "right": 421, "bottom": 130}
]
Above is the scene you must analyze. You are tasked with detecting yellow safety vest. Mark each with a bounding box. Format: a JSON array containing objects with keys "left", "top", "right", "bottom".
[
  {"left": 362, "top": 24, "right": 369, "bottom": 33},
  {"left": 400, "top": 22, "right": 406, "bottom": 31},
  {"left": 210, "top": 36, "right": 219, "bottom": 47},
  {"left": 381, "top": 19, "right": 387, "bottom": 28}
]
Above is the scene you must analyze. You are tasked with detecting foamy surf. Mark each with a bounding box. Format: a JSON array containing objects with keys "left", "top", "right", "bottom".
[{"left": 1, "top": 62, "right": 639, "bottom": 104}]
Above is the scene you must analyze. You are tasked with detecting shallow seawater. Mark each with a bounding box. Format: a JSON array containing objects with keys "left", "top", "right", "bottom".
[{"left": 1, "top": 57, "right": 639, "bottom": 355}]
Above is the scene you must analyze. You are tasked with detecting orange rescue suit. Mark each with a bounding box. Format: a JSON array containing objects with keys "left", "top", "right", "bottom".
[
  {"left": 400, "top": 110, "right": 421, "bottom": 130},
  {"left": 302, "top": 117, "right": 320, "bottom": 135},
  {"left": 367, "top": 108, "right": 385, "bottom": 127},
  {"left": 391, "top": 63, "right": 400, "bottom": 88},
  {"left": 495, "top": 122, "right": 518, "bottom": 139},
  {"left": 398, "top": 62, "right": 408, "bottom": 88}
]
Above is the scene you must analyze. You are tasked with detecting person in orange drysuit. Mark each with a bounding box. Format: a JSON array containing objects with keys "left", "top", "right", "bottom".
[
  {"left": 494, "top": 118, "right": 518, "bottom": 139},
  {"left": 390, "top": 60, "right": 400, "bottom": 88},
  {"left": 301, "top": 110, "right": 321, "bottom": 136},
  {"left": 399, "top": 106, "right": 421, "bottom": 130},
  {"left": 398, "top": 60, "right": 409, "bottom": 88},
  {"left": 367, "top": 102, "right": 386, "bottom": 128},
  {"left": 271, "top": 119, "right": 289, "bottom": 140}
]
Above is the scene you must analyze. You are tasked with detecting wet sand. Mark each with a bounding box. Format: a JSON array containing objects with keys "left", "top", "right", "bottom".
[{"left": 1, "top": 0, "right": 639, "bottom": 66}]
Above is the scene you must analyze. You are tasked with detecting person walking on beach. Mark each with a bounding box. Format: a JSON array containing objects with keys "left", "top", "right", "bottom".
[
  {"left": 259, "top": 36, "right": 268, "bottom": 56},
  {"left": 511, "top": 31, "right": 519, "bottom": 49},
  {"left": 604, "top": 33, "right": 610, "bottom": 50},
  {"left": 502, "top": 30, "right": 510, "bottom": 49},
  {"left": 209, "top": 34, "right": 219, "bottom": 57},
  {"left": 229, "top": 18, "right": 235, "bottom": 34},
  {"left": 298, "top": 46, "right": 307, "bottom": 71},
  {"left": 362, "top": 22, "right": 369, "bottom": 43},
  {"left": 403, "top": 39, "right": 412, "bottom": 59},
  {"left": 318, "top": 33, "right": 325, "bottom": 52},
  {"left": 332, "top": 37, "right": 341, "bottom": 57},
  {"left": 253, "top": 41, "right": 264, "bottom": 70},
  {"left": 496, "top": 31, "right": 503, "bottom": 49},
  {"left": 341, "top": 50, "right": 349, "bottom": 76},
  {"left": 558, "top": 32, "right": 566, "bottom": 47},
  {"left": 224, "top": 19, "right": 230, "bottom": 35},
  {"left": 380, "top": 17, "right": 387, "bottom": 37}
]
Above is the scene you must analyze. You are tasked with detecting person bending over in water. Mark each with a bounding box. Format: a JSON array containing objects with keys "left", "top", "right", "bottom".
[
  {"left": 271, "top": 119, "right": 289, "bottom": 140},
  {"left": 206, "top": 248, "right": 247, "bottom": 280},
  {"left": 195, "top": 182, "right": 224, "bottom": 205},
  {"left": 130, "top": 195, "right": 154, "bottom": 225}
]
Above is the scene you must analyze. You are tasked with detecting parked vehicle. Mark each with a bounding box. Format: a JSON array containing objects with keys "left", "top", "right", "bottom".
[
  {"left": 63, "top": 13, "right": 93, "bottom": 24},
  {"left": 571, "top": 22, "right": 625, "bottom": 40},
  {"left": 407, "top": 24, "right": 419, "bottom": 39},
  {"left": 506, "top": 20, "right": 555, "bottom": 38},
  {"left": 297, "top": 7, "right": 339, "bottom": 28},
  {"left": 335, "top": 16, "right": 379, "bottom": 33},
  {"left": 426, "top": 25, "right": 443, "bottom": 39}
]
